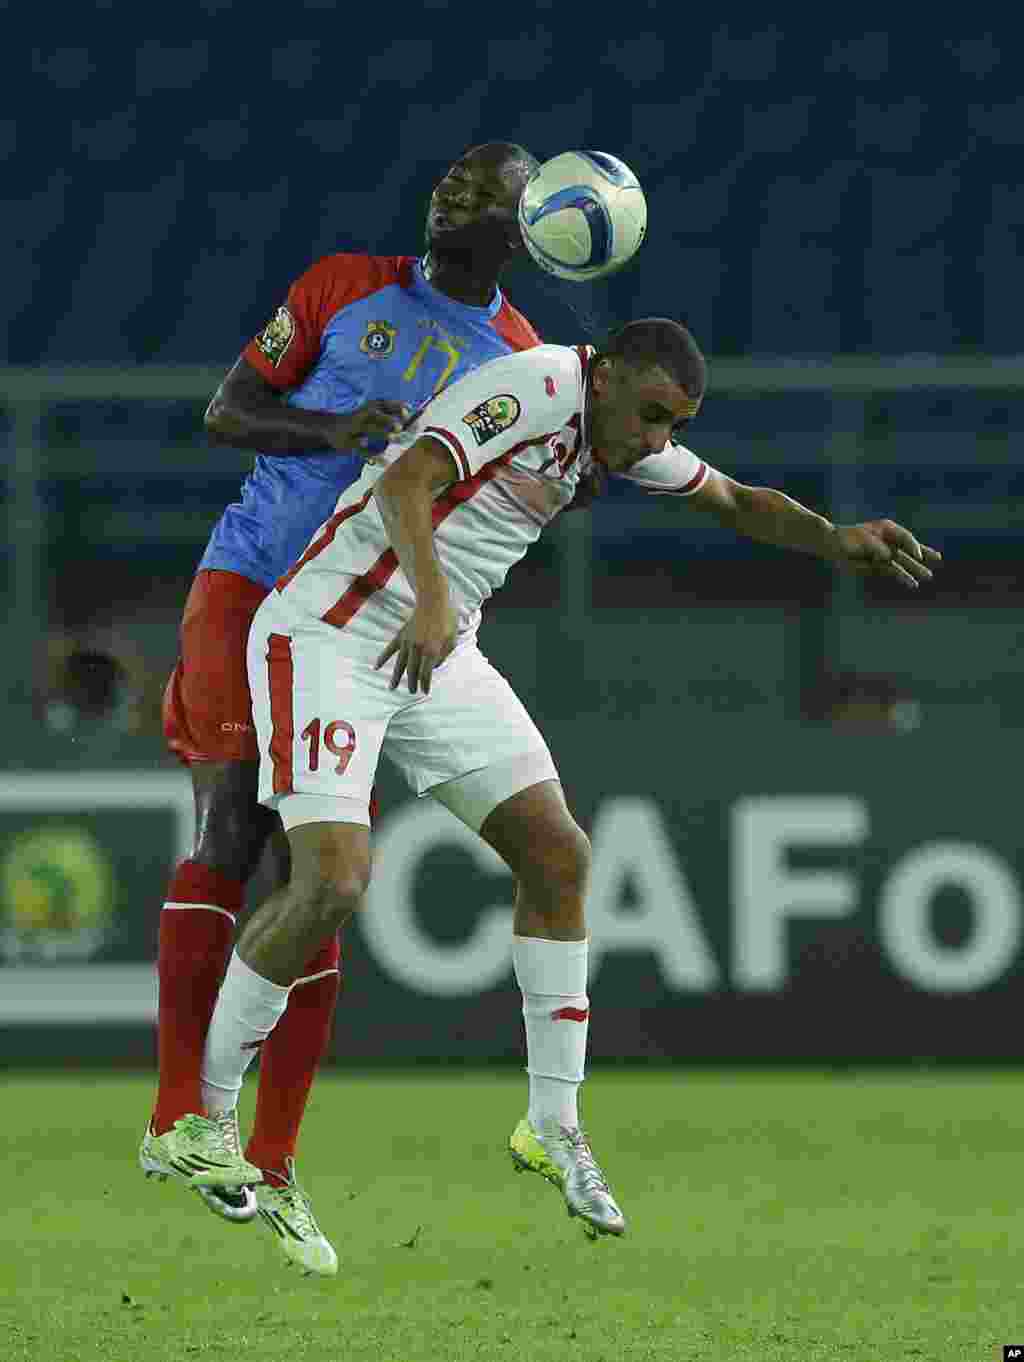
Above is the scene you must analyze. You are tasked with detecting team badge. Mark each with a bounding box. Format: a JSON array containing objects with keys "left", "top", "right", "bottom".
[
  {"left": 462, "top": 394, "right": 521, "bottom": 447},
  {"left": 360, "top": 320, "right": 397, "bottom": 358},
  {"left": 254, "top": 306, "right": 295, "bottom": 368}
]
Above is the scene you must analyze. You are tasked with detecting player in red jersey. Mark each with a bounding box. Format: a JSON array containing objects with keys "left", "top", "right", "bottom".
[{"left": 142, "top": 142, "right": 546, "bottom": 1272}]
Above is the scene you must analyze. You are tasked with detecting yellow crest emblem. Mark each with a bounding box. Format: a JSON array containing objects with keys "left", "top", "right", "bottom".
[
  {"left": 360, "top": 320, "right": 397, "bottom": 358},
  {"left": 254, "top": 306, "right": 295, "bottom": 368}
]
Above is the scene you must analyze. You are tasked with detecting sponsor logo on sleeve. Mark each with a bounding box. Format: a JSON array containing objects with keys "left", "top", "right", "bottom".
[
  {"left": 462, "top": 394, "right": 521, "bottom": 447},
  {"left": 254, "top": 306, "right": 296, "bottom": 368},
  {"left": 359, "top": 320, "right": 397, "bottom": 358},
  {"left": 545, "top": 376, "right": 557, "bottom": 397}
]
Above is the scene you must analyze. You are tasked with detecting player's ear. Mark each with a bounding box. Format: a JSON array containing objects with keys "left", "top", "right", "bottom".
[{"left": 591, "top": 356, "right": 614, "bottom": 395}]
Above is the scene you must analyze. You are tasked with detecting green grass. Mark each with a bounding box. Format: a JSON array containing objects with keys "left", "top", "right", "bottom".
[{"left": 1, "top": 1070, "right": 1020, "bottom": 1361}]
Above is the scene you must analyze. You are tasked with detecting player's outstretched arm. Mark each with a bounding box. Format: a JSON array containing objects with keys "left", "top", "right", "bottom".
[
  {"left": 686, "top": 469, "right": 941, "bottom": 589},
  {"left": 373, "top": 437, "right": 460, "bottom": 695},
  {"left": 204, "top": 358, "right": 409, "bottom": 455}
]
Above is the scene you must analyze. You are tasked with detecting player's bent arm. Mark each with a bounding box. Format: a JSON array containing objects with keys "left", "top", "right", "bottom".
[
  {"left": 685, "top": 468, "right": 841, "bottom": 561},
  {"left": 204, "top": 358, "right": 338, "bottom": 452},
  {"left": 204, "top": 358, "right": 409, "bottom": 455},
  {"left": 373, "top": 437, "right": 459, "bottom": 604}
]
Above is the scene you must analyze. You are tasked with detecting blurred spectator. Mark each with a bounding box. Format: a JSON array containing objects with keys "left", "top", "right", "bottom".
[{"left": 39, "top": 634, "right": 162, "bottom": 739}]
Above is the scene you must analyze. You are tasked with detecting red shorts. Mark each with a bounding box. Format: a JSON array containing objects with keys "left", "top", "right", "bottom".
[{"left": 163, "top": 570, "right": 269, "bottom": 765}]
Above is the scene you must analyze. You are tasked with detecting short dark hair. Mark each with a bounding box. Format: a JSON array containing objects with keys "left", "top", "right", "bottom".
[
  {"left": 599, "top": 318, "right": 706, "bottom": 400},
  {"left": 471, "top": 141, "right": 540, "bottom": 181}
]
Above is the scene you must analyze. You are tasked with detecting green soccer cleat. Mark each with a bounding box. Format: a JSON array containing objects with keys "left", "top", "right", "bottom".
[
  {"left": 509, "top": 1116, "right": 627, "bottom": 1240},
  {"left": 255, "top": 1159, "right": 338, "bottom": 1277},
  {"left": 139, "top": 1113, "right": 263, "bottom": 1191}
]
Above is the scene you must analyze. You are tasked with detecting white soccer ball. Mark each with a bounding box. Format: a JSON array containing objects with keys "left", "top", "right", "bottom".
[{"left": 518, "top": 151, "right": 647, "bottom": 282}]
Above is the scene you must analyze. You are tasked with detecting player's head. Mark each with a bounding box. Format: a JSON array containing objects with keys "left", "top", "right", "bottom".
[
  {"left": 588, "top": 319, "right": 706, "bottom": 471},
  {"left": 425, "top": 142, "right": 539, "bottom": 269}
]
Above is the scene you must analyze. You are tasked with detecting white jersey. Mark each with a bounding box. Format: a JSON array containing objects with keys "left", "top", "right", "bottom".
[{"left": 273, "top": 343, "right": 711, "bottom": 647}]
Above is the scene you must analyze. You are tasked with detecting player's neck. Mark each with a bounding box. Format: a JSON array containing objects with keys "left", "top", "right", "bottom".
[{"left": 422, "top": 251, "right": 499, "bottom": 308}]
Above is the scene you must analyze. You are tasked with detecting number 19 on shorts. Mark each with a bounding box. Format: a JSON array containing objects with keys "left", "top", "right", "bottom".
[{"left": 301, "top": 717, "right": 356, "bottom": 775}]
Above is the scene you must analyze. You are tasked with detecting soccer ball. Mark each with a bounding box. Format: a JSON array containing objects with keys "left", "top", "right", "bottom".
[{"left": 518, "top": 151, "right": 647, "bottom": 282}]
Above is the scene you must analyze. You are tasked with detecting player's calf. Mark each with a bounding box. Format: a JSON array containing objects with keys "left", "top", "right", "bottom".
[{"left": 199, "top": 822, "right": 369, "bottom": 1128}]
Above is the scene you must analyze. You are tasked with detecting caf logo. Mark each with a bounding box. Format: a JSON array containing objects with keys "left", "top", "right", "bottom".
[
  {"left": 360, "top": 320, "right": 397, "bottom": 358},
  {"left": 0, "top": 825, "right": 115, "bottom": 962}
]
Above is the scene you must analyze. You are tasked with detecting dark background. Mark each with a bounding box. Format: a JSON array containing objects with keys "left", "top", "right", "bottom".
[{"left": 7, "top": 22, "right": 1019, "bottom": 364}]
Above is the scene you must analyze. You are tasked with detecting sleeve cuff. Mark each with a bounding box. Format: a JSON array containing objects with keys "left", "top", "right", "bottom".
[
  {"left": 424, "top": 426, "right": 471, "bottom": 481},
  {"left": 660, "top": 460, "right": 708, "bottom": 496}
]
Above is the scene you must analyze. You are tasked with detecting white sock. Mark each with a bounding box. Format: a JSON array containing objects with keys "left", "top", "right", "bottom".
[
  {"left": 512, "top": 935, "right": 589, "bottom": 1131},
  {"left": 200, "top": 951, "right": 290, "bottom": 1115}
]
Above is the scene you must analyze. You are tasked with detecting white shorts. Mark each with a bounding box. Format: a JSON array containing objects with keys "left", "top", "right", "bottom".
[{"left": 248, "top": 592, "right": 559, "bottom": 832}]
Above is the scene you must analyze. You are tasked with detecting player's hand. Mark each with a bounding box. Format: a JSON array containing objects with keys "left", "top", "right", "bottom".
[
  {"left": 374, "top": 596, "right": 458, "bottom": 695},
  {"left": 831, "top": 520, "right": 942, "bottom": 588},
  {"left": 328, "top": 401, "right": 412, "bottom": 453}
]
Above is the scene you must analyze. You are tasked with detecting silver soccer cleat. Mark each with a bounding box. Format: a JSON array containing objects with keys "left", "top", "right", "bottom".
[{"left": 509, "top": 1117, "right": 626, "bottom": 1239}]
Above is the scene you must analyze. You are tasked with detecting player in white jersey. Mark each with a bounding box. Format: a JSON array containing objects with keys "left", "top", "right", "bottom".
[{"left": 184, "top": 319, "right": 940, "bottom": 1246}]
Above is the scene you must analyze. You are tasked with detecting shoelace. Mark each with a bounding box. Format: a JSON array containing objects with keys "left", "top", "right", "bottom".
[
  {"left": 208, "top": 1109, "right": 243, "bottom": 1157},
  {"left": 558, "top": 1126, "right": 611, "bottom": 1196},
  {"left": 176, "top": 1111, "right": 239, "bottom": 1162}
]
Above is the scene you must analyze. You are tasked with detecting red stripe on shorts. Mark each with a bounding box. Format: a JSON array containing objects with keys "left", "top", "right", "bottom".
[
  {"left": 551, "top": 1006, "right": 590, "bottom": 1022},
  {"left": 266, "top": 633, "right": 295, "bottom": 795},
  {"left": 320, "top": 435, "right": 560, "bottom": 630}
]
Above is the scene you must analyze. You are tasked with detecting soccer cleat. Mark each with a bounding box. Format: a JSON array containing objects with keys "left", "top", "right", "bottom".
[
  {"left": 255, "top": 1159, "right": 338, "bottom": 1277},
  {"left": 192, "top": 1111, "right": 259, "bottom": 1223},
  {"left": 509, "top": 1116, "right": 626, "bottom": 1240},
  {"left": 194, "top": 1180, "right": 258, "bottom": 1222},
  {"left": 139, "top": 1112, "right": 263, "bottom": 1190}
]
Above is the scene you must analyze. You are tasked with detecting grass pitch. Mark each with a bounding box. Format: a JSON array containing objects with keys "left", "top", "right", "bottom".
[{"left": 1, "top": 1069, "right": 1020, "bottom": 1361}]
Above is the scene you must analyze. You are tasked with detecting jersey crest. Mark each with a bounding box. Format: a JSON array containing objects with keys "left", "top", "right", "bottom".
[
  {"left": 462, "top": 394, "right": 521, "bottom": 447},
  {"left": 254, "top": 306, "right": 296, "bottom": 368},
  {"left": 359, "top": 320, "right": 397, "bottom": 358}
]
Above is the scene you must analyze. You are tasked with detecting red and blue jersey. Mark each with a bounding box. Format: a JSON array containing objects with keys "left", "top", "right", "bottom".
[{"left": 198, "top": 254, "right": 540, "bottom": 587}]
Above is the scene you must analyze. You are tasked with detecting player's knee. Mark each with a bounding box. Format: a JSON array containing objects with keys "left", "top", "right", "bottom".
[
  {"left": 303, "top": 877, "right": 363, "bottom": 935},
  {"left": 293, "top": 848, "right": 370, "bottom": 934},
  {"left": 191, "top": 838, "right": 264, "bottom": 883},
  {"left": 527, "top": 819, "right": 592, "bottom": 898},
  {"left": 191, "top": 789, "right": 275, "bottom": 882}
]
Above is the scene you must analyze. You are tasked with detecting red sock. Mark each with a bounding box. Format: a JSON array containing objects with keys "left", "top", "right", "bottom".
[
  {"left": 152, "top": 861, "right": 244, "bottom": 1134},
  {"left": 245, "top": 936, "right": 341, "bottom": 1182}
]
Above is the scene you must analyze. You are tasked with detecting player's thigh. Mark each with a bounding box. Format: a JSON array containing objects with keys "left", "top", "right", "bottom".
[
  {"left": 248, "top": 600, "right": 394, "bottom": 833},
  {"left": 163, "top": 570, "right": 268, "bottom": 764},
  {"left": 385, "top": 643, "right": 561, "bottom": 833}
]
